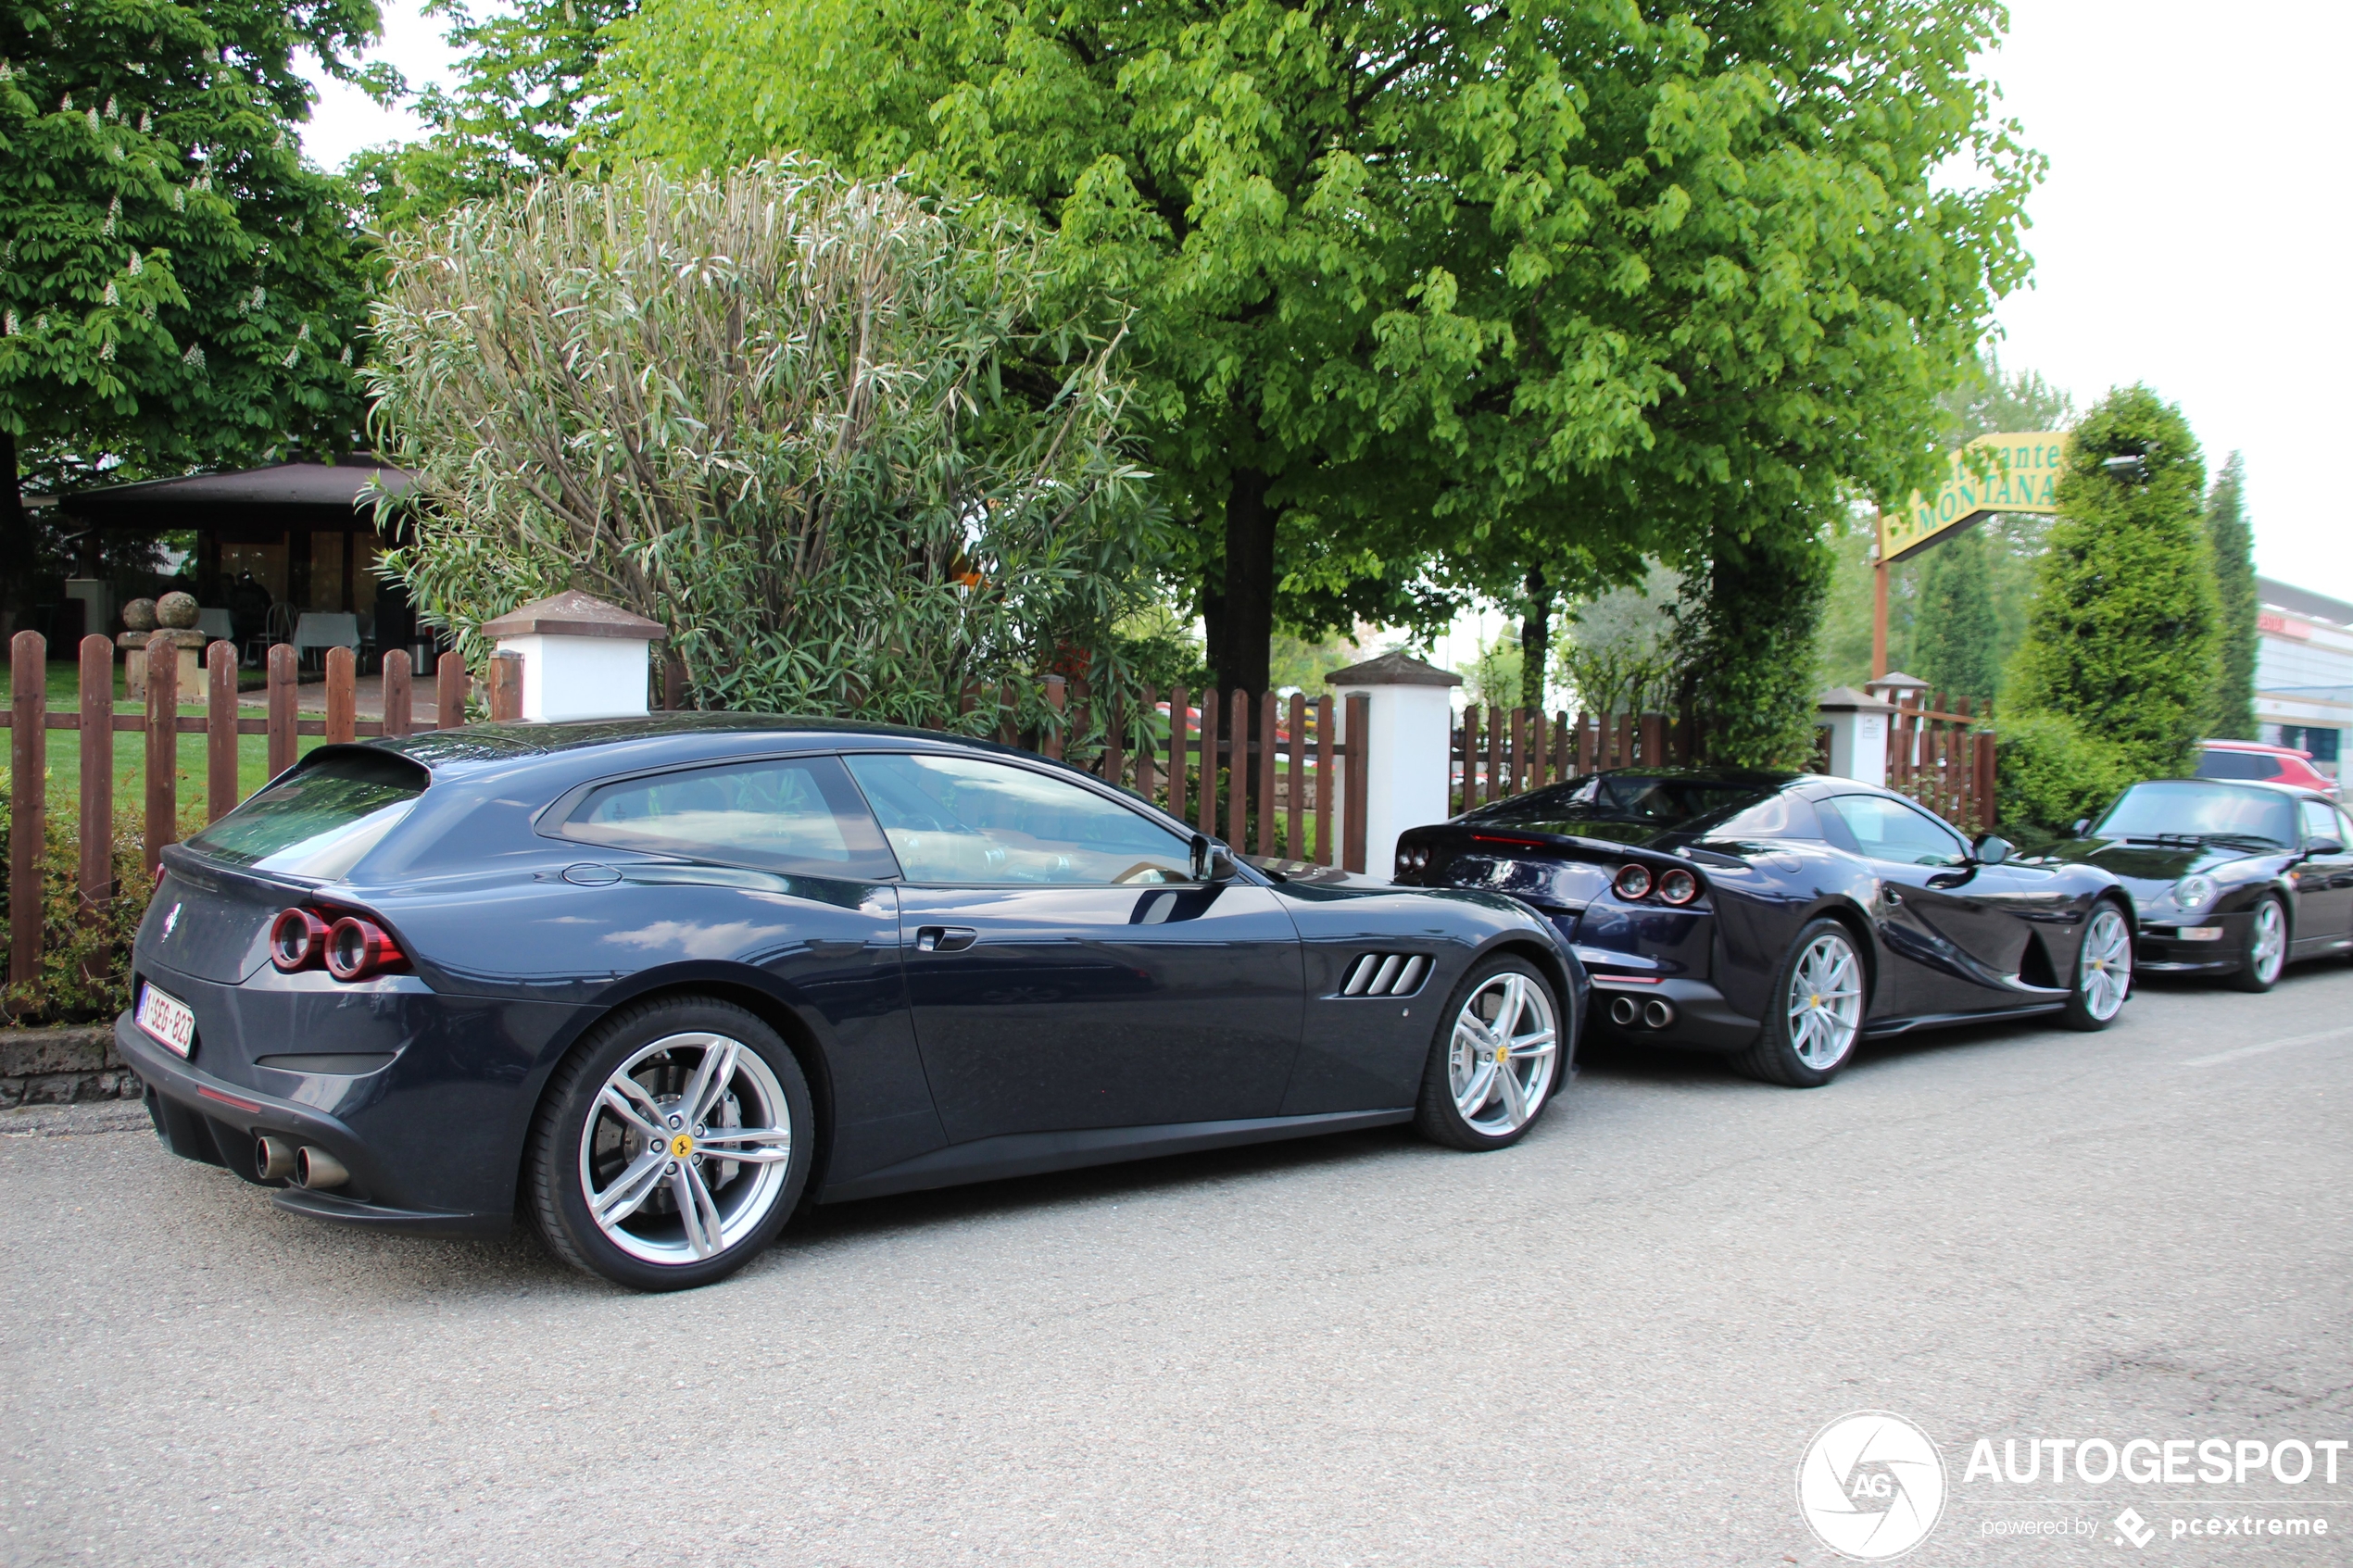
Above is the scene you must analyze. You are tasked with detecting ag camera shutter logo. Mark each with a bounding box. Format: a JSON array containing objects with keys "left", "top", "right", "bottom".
[{"left": 1798, "top": 1411, "right": 1947, "bottom": 1560}]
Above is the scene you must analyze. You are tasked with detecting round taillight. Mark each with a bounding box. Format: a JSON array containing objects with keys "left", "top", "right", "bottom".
[
  {"left": 1656, "top": 867, "right": 1700, "bottom": 905},
  {"left": 323, "top": 917, "right": 404, "bottom": 981},
  {"left": 1613, "top": 864, "right": 1653, "bottom": 900},
  {"left": 269, "top": 908, "right": 330, "bottom": 972}
]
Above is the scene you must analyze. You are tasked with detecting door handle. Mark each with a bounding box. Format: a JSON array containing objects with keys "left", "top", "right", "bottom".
[{"left": 915, "top": 925, "right": 977, "bottom": 953}]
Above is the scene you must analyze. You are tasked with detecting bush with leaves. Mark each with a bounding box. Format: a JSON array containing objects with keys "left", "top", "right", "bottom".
[
  {"left": 365, "top": 159, "right": 1166, "bottom": 744},
  {"left": 0, "top": 804, "right": 153, "bottom": 1028},
  {"left": 1994, "top": 711, "right": 2133, "bottom": 852},
  {"left": 2005, "top": 386, "right": 2219, "bottom": 782},
  {"left": 1677, "top": 520, "right": 1835, "bottom": 770}
]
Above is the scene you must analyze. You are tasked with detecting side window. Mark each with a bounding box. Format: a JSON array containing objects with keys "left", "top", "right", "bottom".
[
  {"left": 558, "top": 755, "right": 898, "bottom": 880},
  {"left": 2298, "top": 798, "right": 2341, "bottom": 847},
  {"left": 844, "top": 752, "right": 1194, "bottom": 885},
  {"left": 2196, "top": 748, "right": 2271, "bottom": 781},
  {"left": 1822, "top": 795, "right": 1969, "bottom": 867}
]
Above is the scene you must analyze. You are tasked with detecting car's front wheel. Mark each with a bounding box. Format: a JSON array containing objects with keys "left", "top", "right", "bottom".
[
  {"left": 1731, "top": 919, "right": 1868, "bottom": 1087},
  {"left": 529, "top": 997, "right": 814, "bottom": 1291},
  {"left": 1414, "top": 956, "right": 1565, "bottom": 1150},
  {"left": 2226, "top": 895, "right": 2287, "bottom": 993},
  {"left": 2062, "top": 900, "right": 2134, "bottom": 1030}
]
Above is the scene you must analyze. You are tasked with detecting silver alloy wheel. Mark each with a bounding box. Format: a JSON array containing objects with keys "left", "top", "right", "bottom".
[
  {"left": 2250, "top": 899, "right": 2287, "bottom": 985},
  {"left": 2079, "top": 905, "right": 2133, "bottom": 1020},
  {"left": 1787, "top": 932, "right": 1864, "bottom": 1071},
  {"left": 578, "top": 1032, "right": 794, "bottom": 1266},
  {"left": 1447, "top": 972, "right": 1558, "bottom": 1135}
]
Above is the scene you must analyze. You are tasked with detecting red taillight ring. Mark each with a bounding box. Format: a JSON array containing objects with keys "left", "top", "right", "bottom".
[
  {"left": 269, "top": 908, "right": 331, "bottom": 972},
  {"left": 1613, "top": 864, "right": 1653, "bottom": 900},
  {"left": 324, "top": 917, "right": 404, "bottom": 981},
  {"left": 1656, "top": 868, "right": 1700, "bottom": 905}
]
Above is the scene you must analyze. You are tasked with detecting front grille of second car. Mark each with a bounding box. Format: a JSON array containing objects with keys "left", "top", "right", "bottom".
[{"left": 1338, "top": 953, "right": 1429, "bottom": 997}]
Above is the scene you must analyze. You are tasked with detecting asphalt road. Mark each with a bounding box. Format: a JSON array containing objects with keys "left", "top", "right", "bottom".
[{"left": 3, "top": 965, "right": 2349, "bottom": 1567}]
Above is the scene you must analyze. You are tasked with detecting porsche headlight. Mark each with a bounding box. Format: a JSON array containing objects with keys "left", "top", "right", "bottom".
[{"left": 2173, "top": 873, "right": 2219, "bottom": 912}]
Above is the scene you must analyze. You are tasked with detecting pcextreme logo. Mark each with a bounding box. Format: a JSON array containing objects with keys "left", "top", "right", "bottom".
[{"left": 1798, "top": 1411, "right": 1948, "bottom": 1561}]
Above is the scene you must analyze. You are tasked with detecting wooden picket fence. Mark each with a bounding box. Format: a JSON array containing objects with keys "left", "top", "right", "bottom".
[
  {"left": 1454, "top": 694, "right": 1997, "bottom": 833},
  {"left": 5, "top": 633, "right": 1374, "bottom": 990},
  {"left": 1885, "top": 690, "right": 1997, "bottom": 835},
  {"left": 1046, "top": 683, "right": 1369, "bottom": 874},
  {"left": 1452, "top": 705, "right": 1693, "bottom": 814}
]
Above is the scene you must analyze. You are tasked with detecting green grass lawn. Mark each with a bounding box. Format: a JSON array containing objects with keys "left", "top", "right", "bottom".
[{"left": 8, "top": 660, "right": 329, "bottom": 825}]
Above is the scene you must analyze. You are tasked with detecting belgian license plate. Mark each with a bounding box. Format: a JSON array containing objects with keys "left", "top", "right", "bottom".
[{"left": 136, "top": 983, "right": 195, "bottom": 1058}]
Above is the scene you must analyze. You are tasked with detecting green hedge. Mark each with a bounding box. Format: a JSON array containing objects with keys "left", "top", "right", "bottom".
[
  {"left": 1994, "top": 711, "right": 2133, "bottom": 851},
  {"left": 0, "top": 796, "right": 157, "bottom": 1028}
]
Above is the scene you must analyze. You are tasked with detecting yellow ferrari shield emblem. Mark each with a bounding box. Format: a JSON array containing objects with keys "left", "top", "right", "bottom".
[{"left": 669, "top": 1132, "right": 695, "bottom": 1159}]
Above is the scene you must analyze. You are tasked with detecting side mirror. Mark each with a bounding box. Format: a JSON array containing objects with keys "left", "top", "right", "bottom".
[
  {"left": 1191, "top": 834, "right": 1238, "bottom": 883},
  {"left": 2070, "top": 819, "right": 2092, "bottom": 839},
  {"left": 2309, "top": 839, "right": 2345, "bottom": 857},
  {"left": 1970, "top": 834, "right": 2014, "bottom": 867}
]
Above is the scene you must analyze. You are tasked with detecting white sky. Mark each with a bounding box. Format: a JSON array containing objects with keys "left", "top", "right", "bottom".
[{"left": 298, "top": 0, "right": 2353, "bottom": 671}]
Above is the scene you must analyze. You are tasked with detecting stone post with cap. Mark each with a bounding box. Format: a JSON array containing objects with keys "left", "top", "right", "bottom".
[
  {"left": 1814, "top": 686, "right": 1896, "bottom": 786},
  {"left": 1326, "top": 649, "right": 1463, "bottom": 880},
  {"left": 478, "top": 591, "right": 669, "bottom": 721}
]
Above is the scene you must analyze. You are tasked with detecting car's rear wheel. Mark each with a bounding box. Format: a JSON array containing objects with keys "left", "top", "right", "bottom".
[
  {"left": 1731, "top": 919, "right": 1867, "bottom": 1087},
  {"left": 529, "top": 997, "right": 813, "bottom": 1291},
  {"left": 1414, "top": 957, "right": 1563, "bottom": 1150},
  {"left": 2062, "top": 900, "right": 2133, "bottom": 1030},
  {"left": 2227, "top": 896, "right": 2287, "bottom": 993}
]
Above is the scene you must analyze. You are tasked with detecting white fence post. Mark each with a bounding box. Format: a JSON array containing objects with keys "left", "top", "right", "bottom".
[
  {"left": 1327, "top": 650, "right": 1462, "bottom": 880},
  {"left": 480, "top": 590, "right": 669, "bottom": 721}
]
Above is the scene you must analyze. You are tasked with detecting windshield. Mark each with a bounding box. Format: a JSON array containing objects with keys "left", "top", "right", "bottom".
[
  {"left": 187, "top": 751, "right": 429, "bottom": 879},
  {"left": 2094, "top": 780, "right": 2295, "bottom": 847},
  {"left": 1466, "top": 774, "right": 1793, "bottom": 846}
]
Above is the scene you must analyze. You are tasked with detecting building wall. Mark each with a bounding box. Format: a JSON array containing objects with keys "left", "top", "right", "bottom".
[{"left": 2254, "top": 578, "right": 2353, "bottom": 778}]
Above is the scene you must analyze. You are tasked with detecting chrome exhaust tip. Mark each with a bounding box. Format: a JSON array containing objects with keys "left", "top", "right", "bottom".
[
  {"left": 1642, "top": 998, "right": 1676, "bottom": 1031},
  {"left": 255, "top": 1135, "right": 297, "bottom": 1182},
  {"left": 1607, "top": 995, "right": 1640, "bottom": 1027},
  {"left": 295, "top": 1147, "right": 348, "bottom": 1190}
]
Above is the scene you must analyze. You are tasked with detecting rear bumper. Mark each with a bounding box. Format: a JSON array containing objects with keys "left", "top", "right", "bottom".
[
  {"left": 118, "top": 1011, "right": 512, "bottom": 1239},
  {"left": 1583, "top": 972, "right": 1757, "bottom": 1052}
]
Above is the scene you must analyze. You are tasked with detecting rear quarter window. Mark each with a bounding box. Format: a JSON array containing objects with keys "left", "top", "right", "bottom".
[{"left": 187, "top": 750, "right": 430, "bottom": 880}]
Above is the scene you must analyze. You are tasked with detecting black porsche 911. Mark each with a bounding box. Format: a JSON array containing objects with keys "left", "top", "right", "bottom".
[
  {"left": 2030, "top": 776, "right": 2353, "bottom": 991},
  {"left": 118, "top": 716, "right": 1586, "bottom": 1290},
  {"left": 1391, "top": 771, "right": 2135, "bottom": 1087}
]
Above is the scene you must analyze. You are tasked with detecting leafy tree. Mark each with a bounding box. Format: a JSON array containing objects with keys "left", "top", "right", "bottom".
[
  {"left": 1911, "top": 526, "right": 1999, "bottom": 701},
  {"left": 2006, "top": 386, "right": 2219, "bottom": 781},
  {"left": 364, "top": 161, "right": 1163, "bottom": 734},
  {"left": 598, "top": 0, "right": 2040, "bottom": 716},
  {"left": 2204, "top": 451, "right": 2258, "bottom": 740},
  {"left": 1675, "top": 518, "right": 1833, "bottom": 767},
  {"left": 0, "top": 0, "right": 379, "bottom": 621},
  {"left": 347, "top": 0, "right": 634, "bottom": 229}
]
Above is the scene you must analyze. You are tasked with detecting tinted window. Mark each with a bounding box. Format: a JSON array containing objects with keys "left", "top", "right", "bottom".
[
  {"left": 845, "top": 753, "right": 1193, "bottom": 884},
  {"left": 188, "top": 751, "right": 428, "bottom": 879},
  {"left": 1821, "top": 795, "right": 1969, "bottom": 866},
  {"left": 560, "top": 756, "right": 897, "bottom": 879},
  {"left": 2095, "top": 781, "right": 2295, "bottom": 848},
  {"left": 2196, "top": 747, "right": 2277, "bottom": 781},
  {"left": 2299, "top": 799, "right": 2341, "bottom": 847},
  {"left": 1469, "top": 774, "right": 1794, "bottom": 847}
]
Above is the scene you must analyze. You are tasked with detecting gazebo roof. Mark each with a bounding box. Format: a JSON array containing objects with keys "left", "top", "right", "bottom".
[{"left": 62, "top": 458, "right": 415, "bottom": 525}]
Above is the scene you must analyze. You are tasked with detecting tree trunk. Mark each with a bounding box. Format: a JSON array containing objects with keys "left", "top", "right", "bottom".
[
  {"left": 1518, "top": 565, "right": 1550, "bottom": 711},
  {"left": 0, "top": 429, "right": 28, "bottom": 626},
  {"left": 1214, "top": 467, "right": 1276, "bottom": 696}
]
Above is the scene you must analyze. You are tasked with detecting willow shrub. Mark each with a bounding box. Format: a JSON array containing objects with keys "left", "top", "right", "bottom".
[{"left": 365, "top": 160, "right": 1166, "bottom": 742}]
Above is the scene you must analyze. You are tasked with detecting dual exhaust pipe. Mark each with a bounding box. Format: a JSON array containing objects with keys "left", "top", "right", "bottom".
[
  {"left": 1605, "top": 994, "right": 1677, "bottom": 1032},
  {"left": 255, "top": 1135, "right": 348, "bottom": 1190}
]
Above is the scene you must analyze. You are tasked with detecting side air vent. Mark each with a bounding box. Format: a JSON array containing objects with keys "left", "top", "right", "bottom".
[{"left": 1338, "top": 952, "right": 1429, "bottom": 997}]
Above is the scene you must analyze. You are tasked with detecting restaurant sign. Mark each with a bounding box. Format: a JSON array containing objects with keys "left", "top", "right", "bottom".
[{"left": 1879, "top": 433, "right": 2070, "bottom": 563}]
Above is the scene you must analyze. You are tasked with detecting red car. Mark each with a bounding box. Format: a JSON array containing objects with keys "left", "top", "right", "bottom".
[{"left": 2196, "top": 740, "right": 2336, "bottom": 794}]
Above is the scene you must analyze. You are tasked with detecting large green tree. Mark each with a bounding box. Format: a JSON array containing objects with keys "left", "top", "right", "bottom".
[
  {"left": 347, "top": 0, "right": 635, "bottom": 229},
  {"left": 2007, "top": 386, "right": 2219, "bottom": 781},
  {"left": 0, "top": 0, "right": 380, "bottom": 618},
  {"left": 2204, "top": 451, "right": 2258, "bottom": 740},
  {"left": 598, "top": 0, "right": 2039, "bottom": 721}
]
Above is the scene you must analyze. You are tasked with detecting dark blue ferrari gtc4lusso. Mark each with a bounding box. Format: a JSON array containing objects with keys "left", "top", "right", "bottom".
[
  {"left": 120, "top": 717, "right": 1587, "bottom": 1290},
  {"left": 1392, "top": 770, "right": 2135, "bottom": 1088}
]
